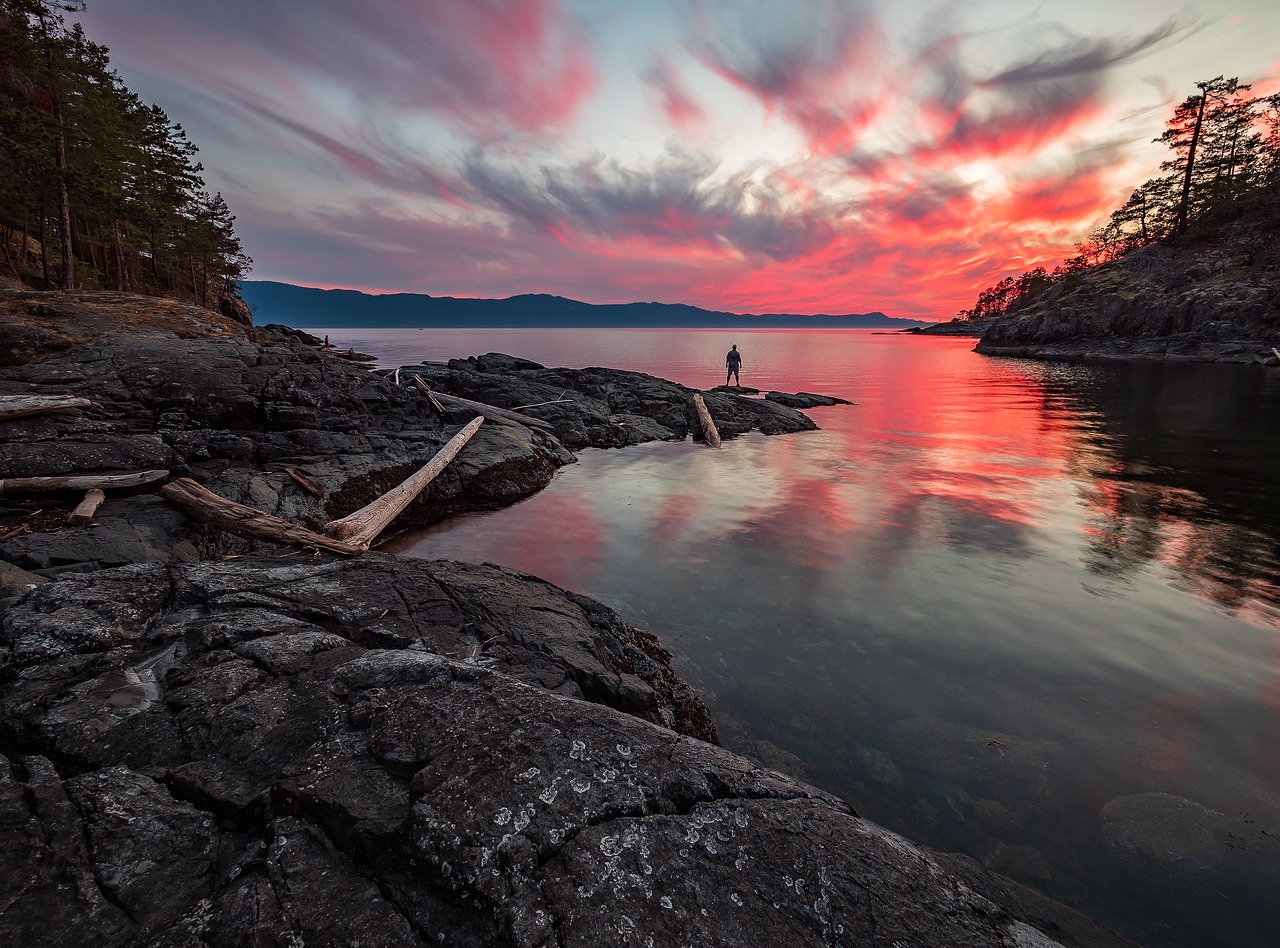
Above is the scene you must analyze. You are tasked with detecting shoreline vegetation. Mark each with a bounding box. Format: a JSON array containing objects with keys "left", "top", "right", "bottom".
[
  {"left": 929, "top": 77, "right": 1280, "bottom": 363},
  {"left": 0, "top": 281, "right": 1136, "bottom": 946}
]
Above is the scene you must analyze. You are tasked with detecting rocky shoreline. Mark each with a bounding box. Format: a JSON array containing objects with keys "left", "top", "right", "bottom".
[{"left": 0, "top": 284, "right": 1133, "bottom": 946}]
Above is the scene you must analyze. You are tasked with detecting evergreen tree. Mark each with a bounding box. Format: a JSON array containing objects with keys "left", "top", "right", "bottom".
[{"left": 0, "top": 0, "right": 249, "bottom": 300}]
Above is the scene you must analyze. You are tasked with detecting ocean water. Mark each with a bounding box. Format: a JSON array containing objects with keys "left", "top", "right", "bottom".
[{"left": 334, "top": 326, "right": 1280, "bottom": 947}]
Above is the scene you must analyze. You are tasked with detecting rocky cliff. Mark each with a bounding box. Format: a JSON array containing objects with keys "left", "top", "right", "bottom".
[{"left": 975, "top": 199, "right": 1280, "bottom": 362}]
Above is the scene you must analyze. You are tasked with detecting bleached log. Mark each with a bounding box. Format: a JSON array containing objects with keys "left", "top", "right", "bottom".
[
  {"left": 67, "top": 488, "right": 105, "bottom": 525},
  {"left": 161, "top": 477, "right": 364, "bottom": 556},
  {"left": 409, "top": 376, "right": 554, "bottom": 430},
  {"left": 1272, "top": 347, "right": 1280, "bottom": 362},
  {"left": 0, "top": 470, "right": 169, "bottom": 493},
  {"left": 410, "top": 376, "right": 449, "bottom": 415},
  {"left": 692, "top": 393, "right": 722, "bottom": 448},
  {"left": 0, "top": 394, "right": 92, "bottom": 422},
  {"left": 324, "top": 416, "right": 484, "bottom": 549}
]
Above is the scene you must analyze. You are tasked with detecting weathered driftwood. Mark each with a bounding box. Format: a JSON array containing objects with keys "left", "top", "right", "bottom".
[
  {"left": 161, "top": 477, "right": 365, "bottom": 556},
  {"left": 324, "top": 416, "right": 484, "bottom": 549},
  {"left": 0, "top": 394, "right": 92, "bottom": 422},
  {"left": 1272, "top": 347, "right": 1280, "bottom": 363},
  {"left": 692, "top": 393, "right": 722, "bottom": 448},
  {"left": 285, "top": 467, "right": 325, "bottom": 498},
  {"left": 511, "top": 397, "right": 572, "bottom": 411},
  {"left": 0, "top": 470, "right": 169, "bottom": 494},
  {"left": 409, "top": 376, "right": 554, "bottom": 430},
  {"left": 410, "top": 376, "right": 449, "bottom": 415},
  {"left": 67, "top": 488, "right": 105, "bottom": 525}
]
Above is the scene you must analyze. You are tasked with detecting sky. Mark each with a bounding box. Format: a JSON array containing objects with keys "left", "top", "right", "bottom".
[{"left": 77, "top": 0, "right": 1280, "bottom": 320}]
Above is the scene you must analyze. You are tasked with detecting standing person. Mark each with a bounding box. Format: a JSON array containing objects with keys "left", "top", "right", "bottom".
[{"left": 726, "top": 344, "right": 742, "bottom": 386}]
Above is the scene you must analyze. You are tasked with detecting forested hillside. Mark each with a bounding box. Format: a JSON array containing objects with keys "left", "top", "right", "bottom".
[
  {"left": 958, "top": 76, "right": 1280, "bottom": 327},
  {"left": 0, "top": 0, "right": 249, "bottom": 310}
]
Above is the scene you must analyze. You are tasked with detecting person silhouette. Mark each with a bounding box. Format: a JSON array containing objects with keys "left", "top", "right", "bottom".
[{"left": 726, "top": 344, "right": 742, "bottom": 386}]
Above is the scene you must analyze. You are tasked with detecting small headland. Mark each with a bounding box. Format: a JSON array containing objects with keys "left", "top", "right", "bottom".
[
  {"left": 971, "top": 199, "right": 1280, "bottom": 364},
  {"left": 0, "top": 282, "right": 1133, "bottom": 947}
]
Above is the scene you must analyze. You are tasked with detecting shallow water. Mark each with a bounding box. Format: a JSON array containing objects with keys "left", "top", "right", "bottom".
[{"left": 338, "top": 326, "right": 1280, "bottom": 947}]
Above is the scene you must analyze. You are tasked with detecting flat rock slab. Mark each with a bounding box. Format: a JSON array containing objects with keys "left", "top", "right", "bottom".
[{"left": 0, "top": 556, "right": 1133, "bottom": 948}]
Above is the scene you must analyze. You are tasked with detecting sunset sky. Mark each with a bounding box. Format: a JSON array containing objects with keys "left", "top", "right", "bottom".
[{"left": 78, "top": 1, "right": 1280, "bottom": 320}]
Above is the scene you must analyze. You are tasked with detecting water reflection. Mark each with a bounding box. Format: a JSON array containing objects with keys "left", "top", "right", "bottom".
[{"left": 361, "top": 327, "right": 1280, "bottom": 947}]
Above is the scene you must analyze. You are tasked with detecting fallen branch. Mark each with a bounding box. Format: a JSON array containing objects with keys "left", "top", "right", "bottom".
[
  {"left": 67, "top": 488, "right": 105, "bottom": 525},
  {"left": 161, "top": 477, "right": 365, "bottom": 556},
  {"left": 409, "top": 376, "right": 448, "bottom": 415},
  {"left": 285, "top": 467, "right": 325, "bottom": 498},
  {"left": 0, "top": 470, "right": 169, "bottom": 494},
  {"left": 0, "top": 394, "right": 92, "bottom": 422},
  {"left": 1272, "top": 346, "right": 1280, "bottom": 363},
  {"left": 324, "top": 416, "right": 483, "bottom": 549},
  {"left": 692, "top": 393, "right": 722, "bottom": 448},
  {"left": 409, "top": 377, "right": 554, "bottom": 430},
  {"left": 0, "top": 524, "right": 29, "bottom": 543},
  {"left": 511, "top": 396, "right": 573, "bottom": 411}
]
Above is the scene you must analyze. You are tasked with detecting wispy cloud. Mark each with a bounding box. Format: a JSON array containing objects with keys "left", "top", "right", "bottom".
[{"left": 75, "top": 0, "right": 1280, "bottom": 319}]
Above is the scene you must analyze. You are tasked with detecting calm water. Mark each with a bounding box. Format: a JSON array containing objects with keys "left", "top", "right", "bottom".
[{"left": 337, "top": 326, "right": 1280, "bottom": 947}]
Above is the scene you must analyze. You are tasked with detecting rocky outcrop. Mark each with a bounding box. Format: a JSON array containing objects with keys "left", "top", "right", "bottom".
[
  {"left": 0, "top": 556, "right": 1134, "bottom": 948},
  {"left": 764, "top": 391, "right": 853, "bottom": 409},
  {"left": 0, "top": 285, "right": 1135, "bottom": 946},
  {"left": 409, "top": 354, "right": 818, "bottom": 450},
  {"left": 975, "top": 204, "right": 1280, "bottom": 363}
]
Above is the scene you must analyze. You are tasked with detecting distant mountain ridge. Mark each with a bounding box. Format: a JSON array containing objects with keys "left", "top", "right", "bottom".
[{"left": 239, "top": 280, "right": 926, "bottom": 329}]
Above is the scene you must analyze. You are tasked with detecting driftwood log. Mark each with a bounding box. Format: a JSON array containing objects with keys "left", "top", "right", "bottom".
[
  {"left": 161, "top": 478, "right": 364, "bottom": 556},
  {"left": 285, "top": 467, "right": 325, "bottom": 498},
  {"left": 324, "top": 416, "right": 483, "bottom": 550},
  {"left": 410, "top": 376, "right": 449, "bottom": 415},
  {"left": 691, "top": 393, "right": 722, "bottom": 448},
  {"left": 67, "top": 489, "right": 105, "bottom": 525},
  {"left": 0, "top": 395, "right": 92, "bottom": 422},
  {"left": 409, "top": 376, "right": 554, "bottom": 430},
  {"left": 1272, "top": 347, "right": 1280, "bottom": 363},
  {"left": 0, "top": 470, "right": 169, "bottom": 493}
]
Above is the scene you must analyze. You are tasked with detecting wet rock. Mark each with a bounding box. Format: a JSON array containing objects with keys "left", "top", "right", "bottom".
[
  {"left": 0, "top": 557, "right": 1133, "bottom": 948},
  {"left": 765, "top": 391, "right": 853, "bottom": 408}
]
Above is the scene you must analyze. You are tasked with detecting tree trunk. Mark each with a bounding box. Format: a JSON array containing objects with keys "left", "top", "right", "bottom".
[
  {"left": 53, "top": 117, "right": 74, "bottom": 288},
  {"left": 1175, "top": 90, "right": 1209, "bottom": 236},
  {"left": 38, "top": 195, "right": 50, "bottom": 287}
]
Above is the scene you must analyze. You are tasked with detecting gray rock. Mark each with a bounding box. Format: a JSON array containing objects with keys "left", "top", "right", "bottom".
[
  {"left": 407, "top": 355, "right": 819, "bottom": 450},
  {"left": 764, "top": 391, "right": 853, "bottom": 408},
  {"left": 0, "top": 557, "right": 1133, "bottom": 948},
  {"left": 1099, "top": 792, "right": 1230, "bottom": 876}
]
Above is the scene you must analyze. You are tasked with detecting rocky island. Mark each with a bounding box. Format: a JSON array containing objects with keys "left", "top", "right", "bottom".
[{"left": 0, "top": 280, "right": 1136, "bottom": 946}]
